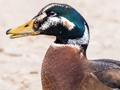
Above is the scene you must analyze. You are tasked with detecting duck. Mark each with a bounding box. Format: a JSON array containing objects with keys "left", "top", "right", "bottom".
[{"left": 6, "top": 3, "right": 120, "bottom": 90}]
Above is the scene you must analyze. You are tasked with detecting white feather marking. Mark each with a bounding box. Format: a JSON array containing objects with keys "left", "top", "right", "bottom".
[
  {"left": 68, "top": 22, "right": 89, "bottom": 45},
  {"left": 42, "top": 4, "right": 72, "bottom": 12},
  {"left": 51, "top": 43, "right": 80, "bottom": 50},
  {"left": 60, "top": 17, "right": 75, "bottom": 30},
  {"left": 81, "top": 52, "right": 83, "bottom": 56},
  {"left": 37, "top": 13, "right": 47, "bottom": 21},
  {"left": 39, "top": 16, "right": 75, "bottom": 30},
  {"left": 81, "top": 23, "right": 89, "bottom": 44}
]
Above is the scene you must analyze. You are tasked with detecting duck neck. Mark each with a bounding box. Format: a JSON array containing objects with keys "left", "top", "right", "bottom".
[
  {"left": 54, "top": 22, "right": 89, "bottom": 58},
  {"left": 55, "top": 37, "right": 88, "bottom": 57}
]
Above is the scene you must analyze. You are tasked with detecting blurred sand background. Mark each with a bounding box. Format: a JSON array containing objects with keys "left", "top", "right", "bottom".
[{"left": 0, "top": 0, "right": 120, "bottom": 90}]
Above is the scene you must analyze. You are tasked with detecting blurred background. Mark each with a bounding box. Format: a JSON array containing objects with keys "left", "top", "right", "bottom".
[{"left": 0, "top": 0, "right": 120, "bottom": 90}]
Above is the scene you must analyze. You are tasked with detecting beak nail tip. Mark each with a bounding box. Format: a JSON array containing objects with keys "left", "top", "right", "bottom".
[{"left": 6, "top": 29, "right": 12, "bottom": 35}]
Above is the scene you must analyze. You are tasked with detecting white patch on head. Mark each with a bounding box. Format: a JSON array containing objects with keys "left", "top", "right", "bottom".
[
  {"left": 37, "top": 13, "right": 47, "bottom": 21},
  {"left": 39, "top": 17, "right": 59, "bottom": 30},
  {"left": 43, "top": 4, "right": 56, "bottom": 12},
  {"left": 67, "top": 22, "right": 89, "bottom": 45},
  {"left": 39, "top": 16, "right": 75, "bottom": 30},
  {"left": 42, "top": 4, "right": 72, "bottom": 12},
  {"left": 60, "top": 17, "right": 75, "bottom": 30}
]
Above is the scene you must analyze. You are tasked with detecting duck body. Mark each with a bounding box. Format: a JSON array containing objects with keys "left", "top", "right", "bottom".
[
  {"left": 6, "top": 3, "right": 120, "bottom": 90},
  {"left": 89, "top": 59, "right": 120, "bottom": 89},
  {"left": 41, "top": 44, "right": 112, "bottom": 90}
]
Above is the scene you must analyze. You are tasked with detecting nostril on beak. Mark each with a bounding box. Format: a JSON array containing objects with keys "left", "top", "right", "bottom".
[{"left": 6, "top": 29, "right": 12, "bottom": 35}]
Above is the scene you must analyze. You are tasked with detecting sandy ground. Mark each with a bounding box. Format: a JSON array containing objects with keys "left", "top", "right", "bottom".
[{"left": 0, "top": 0, "right": 120, "bottom": 90}]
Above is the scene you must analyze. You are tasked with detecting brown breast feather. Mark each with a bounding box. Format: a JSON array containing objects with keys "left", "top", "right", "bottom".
[{"left": 41, "top": 44, "right": 112, "bottom": 90}]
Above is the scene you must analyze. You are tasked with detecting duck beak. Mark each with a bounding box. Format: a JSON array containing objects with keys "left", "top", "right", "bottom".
[{"left": 6, "top": 20, "right": 40, "bottom": 39}]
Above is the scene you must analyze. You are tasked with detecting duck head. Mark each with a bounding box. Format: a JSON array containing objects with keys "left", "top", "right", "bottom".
[{"left": 6, "top": 3, "right": 90, "bottom": 57}]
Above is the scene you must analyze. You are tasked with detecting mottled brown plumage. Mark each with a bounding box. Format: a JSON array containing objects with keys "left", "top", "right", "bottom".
[{"left": 41, "top": 44, "right": 112, "bottom": 90}]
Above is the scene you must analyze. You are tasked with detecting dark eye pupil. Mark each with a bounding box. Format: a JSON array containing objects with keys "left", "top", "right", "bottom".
[{"left": 47, "top": 11, "right": 55, "bottom": 16}]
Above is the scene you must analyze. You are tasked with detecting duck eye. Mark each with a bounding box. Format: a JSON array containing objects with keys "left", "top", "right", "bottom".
[{"left": 46, "top": 11, "right": 56, "bottom": 16}]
